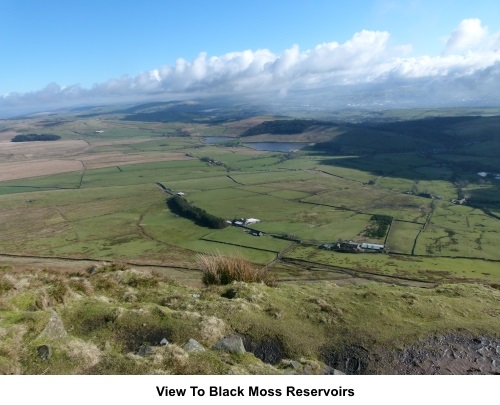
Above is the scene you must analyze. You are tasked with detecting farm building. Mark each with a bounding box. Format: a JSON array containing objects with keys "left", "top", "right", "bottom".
[
  {"left": 360, "top": 243, "right": 385, "bottom": 252},
  {"left": 322, "top": 241, "right": 386, "bottom": 253},
  {"left": 331, "top": 241, "right": 361, "bottom": 253},
  {"left": 232, "top": 218, "right": 261, "bottom": 226},
  {"left": 244, "top": 218, "right": 261, "bottom": 225}
]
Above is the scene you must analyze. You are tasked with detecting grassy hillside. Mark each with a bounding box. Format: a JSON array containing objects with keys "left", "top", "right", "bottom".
[{"left": 1, "top": 263, "right": 499, "bottom": 375}]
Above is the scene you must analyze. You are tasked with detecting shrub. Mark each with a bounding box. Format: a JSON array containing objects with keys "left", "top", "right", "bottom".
[{"left": 197, "top": 253, "right": 274, "bottom": 286}]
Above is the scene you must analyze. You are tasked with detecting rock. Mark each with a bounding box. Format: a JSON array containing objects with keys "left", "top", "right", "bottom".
[
  {"left": 212, "top": 335, "right": 245, "bottom": 354},
  {"left": 183, "top": 339, "right": 206, "bottom": 353},
  {"left": 324, "top": 366, "right": 346, "bottom": 375},
  {"left": 160, "top": 338, "right": 169, "bottom": 346},
  {"left": 38, "top": 309, "right": 67, "bottom": 340},
  {"left": 280, "top": 359, "right": 346, "bottom": 375},
  {"left": 37, "top": 345, "right": 52, "bottom": 361},
  {"left": 242, "top": 336, "right": 285, "bottom": 365},
  {"left": 280, "top": 360, "right": 302, "bottom": 370}
]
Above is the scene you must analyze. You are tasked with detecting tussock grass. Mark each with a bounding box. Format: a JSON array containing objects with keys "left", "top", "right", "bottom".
[{"left": 197, "top": 252, "right": 275, "bottom": 286}]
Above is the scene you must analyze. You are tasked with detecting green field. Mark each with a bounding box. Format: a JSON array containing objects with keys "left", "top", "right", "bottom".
[
  {"left": 0, "top": 108, "right": 499, "bottom": 285},
  {"left": 387, "top": 221, "right": 422, "bottom": 254}
]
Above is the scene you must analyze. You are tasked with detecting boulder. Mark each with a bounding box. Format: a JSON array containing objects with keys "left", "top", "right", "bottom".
[
  {"left": 183, "top": 339, "right": 206, "bottom": 353},
  {"left": 212, "top": 335, "right": 245, "bottom": 354},
  {"left": 38, "top": 309, "right": 67, "bottom": 340}
]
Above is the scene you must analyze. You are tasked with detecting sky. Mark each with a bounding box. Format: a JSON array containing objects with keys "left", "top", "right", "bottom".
[{"left": 1, "top": 0, "right": 500, "bottom": 115}]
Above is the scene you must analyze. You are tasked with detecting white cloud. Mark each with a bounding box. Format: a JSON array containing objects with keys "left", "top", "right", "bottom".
[
  {"left": 444, "top": 18, "right": 488, "bottom": 55},
  {"left": 2, "top": 18, "right": 500, "bottom": 116}
]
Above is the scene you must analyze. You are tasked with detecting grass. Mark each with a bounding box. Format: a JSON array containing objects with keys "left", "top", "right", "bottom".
[
  {"left": 0, "top": 111, "right": 499, "bottom": 287},
  {"left": 197, "top": 252, "right": 275, "bottom": 286},
  {"left": 202, "top": 227, "right": 289, "bottom": 252},
  {"left": 286, "top": 245, "right": 500, "bottom": 283},
  {"left": 386, "top": 221, "right": 422, "bottom": 254},
  {"left": 1, "top": 264, "right": 500, "bottom": 374}
]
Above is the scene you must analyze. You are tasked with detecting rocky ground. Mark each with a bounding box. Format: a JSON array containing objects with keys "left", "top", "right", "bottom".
[{"left": 390, "top": 334, "right": 500, "bottom": 375}]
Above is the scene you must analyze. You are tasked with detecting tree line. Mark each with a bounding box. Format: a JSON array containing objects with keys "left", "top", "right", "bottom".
[
  {"left": 167, "top": 195, "right": 228, "bottom": 229},
  {"left": 11, "top": 134, "right": 61, "bottom": 142}
]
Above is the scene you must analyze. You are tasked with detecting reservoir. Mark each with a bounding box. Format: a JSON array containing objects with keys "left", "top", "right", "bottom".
[
  {"left": 242, "top": 142, "right": 311, "bottom": 152},
  {"left": 203, "top": 136, "right": 237, "bottom": 144}
]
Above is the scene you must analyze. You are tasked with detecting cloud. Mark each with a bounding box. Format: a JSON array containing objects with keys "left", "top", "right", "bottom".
[
  {"left": 2, "top": 18, "right": 500, "bottom": 115},
  {"left": 444, "top": 18, "right": 488, "bottom": 55}
]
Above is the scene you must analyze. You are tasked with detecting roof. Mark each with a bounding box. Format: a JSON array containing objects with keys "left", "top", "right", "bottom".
[{"left": 360, "top": 243, "right": 384, "bottom": 250}]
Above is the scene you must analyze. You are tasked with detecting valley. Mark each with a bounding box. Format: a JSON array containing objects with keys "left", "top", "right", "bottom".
[{"left": 0, "top": 100, "right": 499, "bottom": 374}]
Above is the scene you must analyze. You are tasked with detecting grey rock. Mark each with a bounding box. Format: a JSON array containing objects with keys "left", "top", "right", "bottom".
[
  {"left": 281, "top": 360, "right": 302, "bottom": 370},
  {"left": 38, "top": 309, "right": 67, "bottom": 340},
  {"left": 183, "top": 339, "right": 206, "bottom": 353},
  {"left": 160, "top": 338, "right": 169, "bottom": 346},
  {"left": 37, "top": 345, "right": 52, "bottom": 361},
  {"left": 212, "top": 335, "right": 245, "bottom": 354},
  {"left": 325, "top": 366, "right": 346, "bottom": 375}
]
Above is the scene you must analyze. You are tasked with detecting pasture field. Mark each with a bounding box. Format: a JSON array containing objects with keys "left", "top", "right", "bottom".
[
  {"left": 287, "top": 245, "right": 500, "bottom": 284},
  {"left": 201, "top": 227, "right": 290, "bottom": 252},
  {"left": 0, "top": 109, "right": 499, "bottom": 287},
  {"left": 412, "top": 204, "right": 500, "bottom": 260},
  {"left": 386, "top": 221, "right": 422, "bottom": 254}
]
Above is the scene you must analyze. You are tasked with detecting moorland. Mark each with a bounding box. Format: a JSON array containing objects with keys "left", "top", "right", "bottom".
[{"left": 0, "top": 100, "right": 499, "bottom": 374}]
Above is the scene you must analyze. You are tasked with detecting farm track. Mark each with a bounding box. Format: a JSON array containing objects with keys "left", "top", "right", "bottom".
[
  {"left": 280, "top": 257, "right": 437, "bottom": 288},
  {"left": 0, "top": 252, "right": 199, "bottom": 272}
]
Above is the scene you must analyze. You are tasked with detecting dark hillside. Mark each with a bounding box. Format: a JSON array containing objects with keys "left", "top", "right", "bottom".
[
  {"left": 367, "top": 116, "right": 482, "bottom": 145},
  {"left": 241, "top": 119, "right": 329, "bottom": 137}
]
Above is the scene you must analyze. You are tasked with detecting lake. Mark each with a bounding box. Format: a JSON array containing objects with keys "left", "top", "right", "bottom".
[
  {"left": 242, "top": 142, "right": 311, "bottom": 152},
  {"left": 203, "top": 137, "right": 237, "bottom": 144}
]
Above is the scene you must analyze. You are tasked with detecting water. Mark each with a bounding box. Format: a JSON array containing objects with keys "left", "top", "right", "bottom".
[
  {"left": 203, "top": 136, "right": 237, "bottom": 144},
  {"left": 242, "top": 142, "right": 311, "bottom": 152},
  {"left": 203, "top": 137, "right": 311, "bottom": 152}
]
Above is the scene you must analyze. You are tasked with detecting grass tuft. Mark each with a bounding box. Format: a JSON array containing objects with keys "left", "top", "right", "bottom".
[{"left": 197, "top": 252, "right": 275, "bottom": 286}]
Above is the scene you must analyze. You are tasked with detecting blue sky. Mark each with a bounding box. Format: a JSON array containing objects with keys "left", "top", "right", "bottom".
[{"left": 1, "top": 0, "right": 500, "bottom": 114}]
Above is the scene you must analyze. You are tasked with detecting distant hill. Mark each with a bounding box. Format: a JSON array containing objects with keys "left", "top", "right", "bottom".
[{"left": 240, "top": 119, "right": 328, "bottom": 137}]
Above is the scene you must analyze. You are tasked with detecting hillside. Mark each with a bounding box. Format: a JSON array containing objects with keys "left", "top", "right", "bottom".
[{"left": 1, "top": 262, "right": 499, "bottom": 375}]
